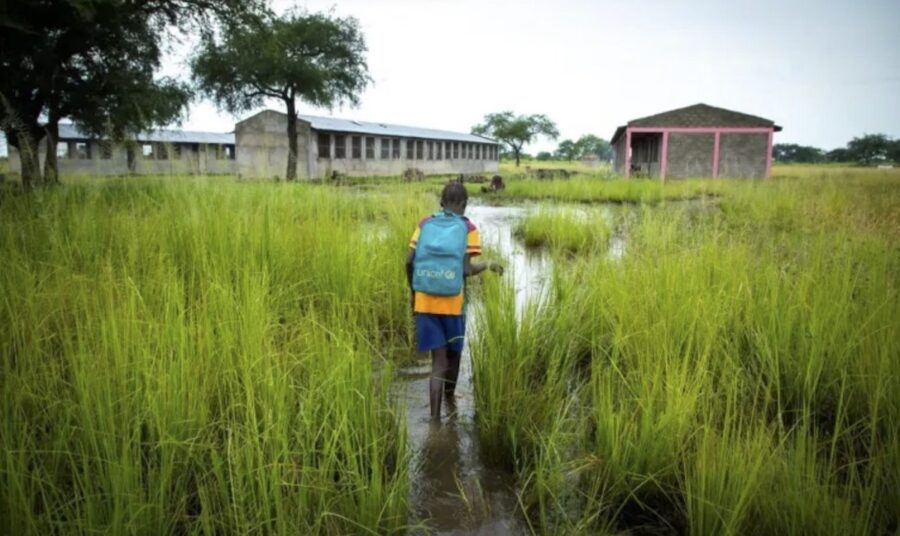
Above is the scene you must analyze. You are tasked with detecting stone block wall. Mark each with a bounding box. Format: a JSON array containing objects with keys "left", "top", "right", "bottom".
[
  {"left": 667, "top": 133, "right": 714, "bottom": 177},
  {"left": 718, "top": 133, "right": 767, "bottom": 177}
]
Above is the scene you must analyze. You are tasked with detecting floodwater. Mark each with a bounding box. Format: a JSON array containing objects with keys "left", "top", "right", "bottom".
[
  {"left": 396, "top": 202, "right": 631, "bottom": 535},
  {"left": 392, "top": 198, "right": 711, "bottom": 533},
  {"left": 397, "top": 204, "right": 546, "bottom": 535}
]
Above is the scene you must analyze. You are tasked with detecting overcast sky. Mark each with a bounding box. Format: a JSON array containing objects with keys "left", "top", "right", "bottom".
[{"left": 2, "top": 0, "right": 898, "bottom": 157}]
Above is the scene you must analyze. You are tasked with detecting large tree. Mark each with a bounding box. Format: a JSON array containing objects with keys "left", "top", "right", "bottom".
[
  {"left": 575, "top": 134, "right": 612, "bottom": 161},
  {"left": 472, "top": 112, "right": 558, "bottom": 167},
  {"left": 192, "top": 10, "right": 370, "bottom": 181},
  {"left": 1, "top": 0, "right": 256, "bottom": 190},
  {"left": 846, "top": 134, "right": 892, "bottom": 165},
  {"left": 554, "top": 139, "right": 578, "bottom": 161}
]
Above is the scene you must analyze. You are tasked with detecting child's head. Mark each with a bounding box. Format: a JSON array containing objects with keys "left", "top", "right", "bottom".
[{"left": 440, "top": 182, "right": 468, "bottom": 215}]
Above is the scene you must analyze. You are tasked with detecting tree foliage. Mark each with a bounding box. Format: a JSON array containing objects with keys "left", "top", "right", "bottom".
[
  {"left": 1, "top": 0, "right": 257, "bottom": 190},
  {"left": 889, "top": 140, "right": 900, "bottom": 164},
  {"left": 825, "top": 148, "right": 852, "bottom": 163},
  {"left": 554, "top": 139, "right": 577, "bottom": 161},
  {"left": 192, "top": 10, "right": 370, "bottom": 180},
  {"left": 773, "top": 143, "right": 825, "bottom": 164},
  {"left": 846, "top": 134, "right": 892, "bottom": 165},
  {"left": 472, "top": 112, "right": 558, "bottom": 167},
  {"left": 554, "top": 135, "right": 611, "bottom": 161},
  {"left": 575, "top": 134, "right": 612, "bottom": 160}
]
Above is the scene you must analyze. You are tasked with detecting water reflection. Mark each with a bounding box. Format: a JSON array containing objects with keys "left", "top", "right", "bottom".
[{"left": 466, "top": 204, "right": 552, "bottom": 317}]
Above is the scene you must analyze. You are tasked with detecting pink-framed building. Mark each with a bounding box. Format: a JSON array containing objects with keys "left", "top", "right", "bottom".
[{"left": 610, "top": 103, "right": 782, "bottom": 179}]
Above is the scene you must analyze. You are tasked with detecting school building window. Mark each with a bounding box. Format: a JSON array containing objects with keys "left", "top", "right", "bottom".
[
  {"left": 406, "top": 139, "right": 414, "bottom": 160},
  {"left": 352, "top": 136, "right": 362, "bottom": 158},
  {"left": 318, "top": 133, "right": 330, "bottom": 158},
  {"left": 173, "top": 144, "right": 182, "bottom": 159},
  {"left": 335, "top": 135, "right": 346, "bottom": 158},
  {"left": 366, "top": 136, "right": 375, "bottom": 159},
  {"left": 156, "top": 143, "right": 168, "bottom": 160},
  {"left": 436, "top": 142, "right": 443, "bottom": 160},
  {"left": 380, "top": 138, "right": 389, "bottom": 159},
  {"left": 427, "top": 141, "right": 434, "bottom": 160},
  {"left": 74, "top": 142, "right": 91, "bottom": 160},
  {"left": 141, "top": 143, "right": 154, "bottom": 158},
  {"left": 416, "top": 140, "right": 424, "bottom": 160},
  {"left": 393, "top": 139, "right": 401, "bottom": 159}
]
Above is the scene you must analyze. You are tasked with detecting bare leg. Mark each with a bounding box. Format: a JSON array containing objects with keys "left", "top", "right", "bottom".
[
  {"left": 430, "top": 347, "right": 449, "bottom": 420},
  {"left": 444, "top": 349, "right": 462, "bottom": 399}
]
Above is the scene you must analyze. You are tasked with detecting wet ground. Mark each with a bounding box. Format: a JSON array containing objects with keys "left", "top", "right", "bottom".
[
  {"left": 397, "top": 204, "right": 542, "bottom": 535},
  {"left": 395, "top": 202, "right": 631, "bottom": 534}
]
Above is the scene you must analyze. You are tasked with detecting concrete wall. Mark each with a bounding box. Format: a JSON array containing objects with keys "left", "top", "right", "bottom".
[
  {"left": 613, "top": 139, "right": 626, "bottom": 173},
  {"left": 236, "top": 110, "right": 310, "bottom": 179},
  {"left": 667, "top": 133, "right": 714, "bottom": 178},
  {"left": 718, "top": 133, "right": 767, "bottom": 178},
  {"left": 236, "top": 111, "right": 498, "bottom": 179},
  {"left": 8, "top": 139, "right": 236, "bottom": 176}
]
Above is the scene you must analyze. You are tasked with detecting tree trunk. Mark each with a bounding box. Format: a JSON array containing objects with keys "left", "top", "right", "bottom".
[
  {"left": 514, "top": 148, "right": 521, "bottom": 167},
  {"left": 43, "top": 120, "right": 60, "bottom": 186},
  {"left": 285, "top": 98, "right": 298, "bottom": 181},
  {"left": 8, "top": 129, "right": 42, "bottom": 192}
]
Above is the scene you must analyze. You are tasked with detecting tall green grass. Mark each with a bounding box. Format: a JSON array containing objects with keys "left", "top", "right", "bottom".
[
  {"left": 471, "top": 173, "right": 900, "bottom": 534},
  {"left": 491, "top": 177, "right": 724, "bottom": 204},
  {"left": 0, "top": 178, "right": 428, "bottom": 534},
  {"left": 514, "top": 209, "right": 611, "bottom": 254}
]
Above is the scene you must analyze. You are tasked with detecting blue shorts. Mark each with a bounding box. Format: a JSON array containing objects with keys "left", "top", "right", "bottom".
[{"left": 415, "top": 313, "right": 466, "bottom": 353}]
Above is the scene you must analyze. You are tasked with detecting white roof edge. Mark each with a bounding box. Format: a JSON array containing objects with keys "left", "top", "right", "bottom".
[
  {"left": 57, "top": 123, "right": 235, "bottom": 144},
  {"left": 241, "top": 110, "right": 497, "bottom": 144}
]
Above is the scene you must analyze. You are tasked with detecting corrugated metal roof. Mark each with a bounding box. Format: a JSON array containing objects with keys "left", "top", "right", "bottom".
[
  {"left": 297, "top": 114, "right": 496, "bottom": 144},
  {"left": 58, "top": 124, "right": 235, "bottom": 144}
]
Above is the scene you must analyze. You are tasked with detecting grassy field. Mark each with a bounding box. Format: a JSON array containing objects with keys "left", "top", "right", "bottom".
[
  {"left": 471, "top": 170, "right": 900, "bottom": 534},
  {"left": 1, "top": 167, "right": 898, "bottom": 534}
]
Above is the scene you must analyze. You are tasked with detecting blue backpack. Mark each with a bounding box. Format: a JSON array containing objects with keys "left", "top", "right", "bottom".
[{"left": 412, "top": 211, "right": 468, "bottom": 296}]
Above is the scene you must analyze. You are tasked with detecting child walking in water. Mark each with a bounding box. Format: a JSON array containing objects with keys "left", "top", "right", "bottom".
[{"left": 406, "top": 182, "right": 503, "bottom": 420}]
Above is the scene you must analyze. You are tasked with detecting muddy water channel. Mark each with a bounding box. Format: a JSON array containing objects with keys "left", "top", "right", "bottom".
[{"left": 395, "top": 202, "right": 626, "bottom": 534}]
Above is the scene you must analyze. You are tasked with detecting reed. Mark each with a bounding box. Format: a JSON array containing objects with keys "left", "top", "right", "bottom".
[
  {"left": 470, "top": 171, "right": 900, "bottom": 534},
  {"left": 0, "top": 178, "right": 427, "bottom": 534},
  {"left": 514, "top": 209, "right": 611, "bottom": 254}
]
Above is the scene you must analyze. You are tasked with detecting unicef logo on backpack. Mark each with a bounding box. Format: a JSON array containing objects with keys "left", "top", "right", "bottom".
[{"left": 415, "top": 268, "right": 457, "bottom": 280}]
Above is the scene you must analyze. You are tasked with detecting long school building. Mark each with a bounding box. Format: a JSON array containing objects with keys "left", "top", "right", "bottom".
[
  {"left": 235, "top": 110, "right": 500, "bottom": 179},
  {"left": 7, "top": 124, "right": 237, "bottom": 176}
]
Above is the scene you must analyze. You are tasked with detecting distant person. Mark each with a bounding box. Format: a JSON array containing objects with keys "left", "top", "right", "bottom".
[{"left": 406, "top": 183, "right": 504, "bottom": 420}]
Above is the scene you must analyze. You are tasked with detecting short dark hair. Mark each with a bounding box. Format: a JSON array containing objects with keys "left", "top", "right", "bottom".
[{"left": 440, "top": 182, "right": 468, "bottom": 208}]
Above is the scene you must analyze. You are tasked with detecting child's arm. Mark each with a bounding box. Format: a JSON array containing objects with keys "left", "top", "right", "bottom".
[
  {"left": 464, "top": 254, "right": 504, "bottom": 277},
  {"left": 405, "top": 248, "right": 415, "bottom": 290},
  {"left": 405, "top": 248, "right": 416, "bottom": 310}
]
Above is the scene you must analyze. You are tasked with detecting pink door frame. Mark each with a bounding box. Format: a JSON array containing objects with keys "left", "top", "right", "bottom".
[{"left": 623, "top": 126, "right": 775, "bottom": 179}]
